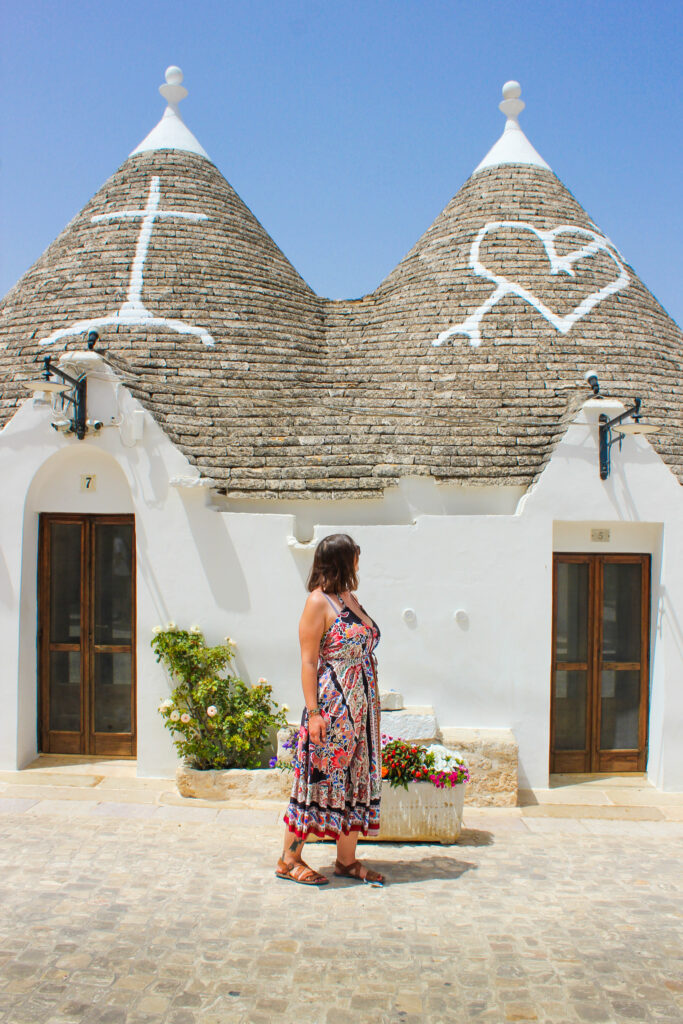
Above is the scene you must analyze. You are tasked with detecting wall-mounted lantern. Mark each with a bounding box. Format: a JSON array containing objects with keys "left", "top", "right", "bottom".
[
  {"left": 23, "top": 332, "right": 102, "bottom": 440},
  {"left": 584, "top": 371, "right": 661, "bottom": 480}
]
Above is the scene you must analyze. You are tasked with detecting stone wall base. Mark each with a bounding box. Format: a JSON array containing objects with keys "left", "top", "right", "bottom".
[
  {"left": 176, "top": 763, "right": 291, "bottom": 801},
  {"left": 440, "top": 728, "right": 518, "bottom": 807},
  {"left": 178, "top": 724, "right": 518, "bottom": 811},
  {"left": 278, "top": 724, "right": 519, "bottom": 807}
]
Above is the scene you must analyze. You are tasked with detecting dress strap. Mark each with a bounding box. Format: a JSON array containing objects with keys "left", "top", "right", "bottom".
[{"left": 322, "top": 591, "right": 342, "bottom": 613}]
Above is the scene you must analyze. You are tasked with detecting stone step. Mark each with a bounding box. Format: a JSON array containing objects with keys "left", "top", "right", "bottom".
[
  {"left": 279, "top": 703, "right": 440, "bottom": 754},
  {"left": 380, "top": 706, "right": 439, "bottom": 744}
]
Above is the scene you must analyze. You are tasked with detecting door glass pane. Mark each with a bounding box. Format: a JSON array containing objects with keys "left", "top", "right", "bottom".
[
  {"left": 94, "top": 653, "right": 132, "bottom": 733},
  {"left": 600, "top": 670, "right": 640, "bottom": 749},
  {"left": 94, "top": 524, "right": 133, "bottom": 645},
  {"left": 49, "top": 651, "right": 81, "bottom": 731},
  {"left": 49, "top": 523, "right": 81, "bottom": 642},
  {"left": 555, "top": 562, "right": 588, "bottom": 661},
  {"left": 602, "top": 563, "right": 641, "bottom": 662},
  {"left": 553, "top": 670, "right": 587, "bottom": 750}
]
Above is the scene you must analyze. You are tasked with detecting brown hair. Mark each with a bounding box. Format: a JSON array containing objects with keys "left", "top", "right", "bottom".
[{"left": 307, "top": 533, "right": 360, "bottom": 595}]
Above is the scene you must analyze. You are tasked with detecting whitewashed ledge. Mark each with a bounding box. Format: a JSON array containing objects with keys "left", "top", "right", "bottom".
[{"left": 176, "top": 765, "right": 465, "bottom": 843}]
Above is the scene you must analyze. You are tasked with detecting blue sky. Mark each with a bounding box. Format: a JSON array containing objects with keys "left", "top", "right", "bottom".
[{"left": 3, "top": 0, "right": 682, "bottom": 324}]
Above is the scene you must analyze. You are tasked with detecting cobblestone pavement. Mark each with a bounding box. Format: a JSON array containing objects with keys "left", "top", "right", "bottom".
[{"left": 0, "top": 802, "right": 681, "bottom": 1024}]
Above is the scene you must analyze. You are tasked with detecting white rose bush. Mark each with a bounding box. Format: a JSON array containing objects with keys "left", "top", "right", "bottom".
[{"left": 152, "top": 625, "right": 287, "bottom": 770}]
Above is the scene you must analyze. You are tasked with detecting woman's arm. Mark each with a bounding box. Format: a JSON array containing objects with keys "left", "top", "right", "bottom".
[
  {"left": 299, "top": 592, "right": 328, "bottom": 744},
  {"left": 372, "top": 653, "right": 381, "bottom": 751}
]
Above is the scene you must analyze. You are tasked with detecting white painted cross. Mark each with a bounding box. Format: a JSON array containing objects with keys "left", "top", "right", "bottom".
[{"left": 40, "top": 176, "right": 215, "bottom": 347}]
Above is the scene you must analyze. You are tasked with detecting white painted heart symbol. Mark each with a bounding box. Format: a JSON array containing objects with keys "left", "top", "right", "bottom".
[{"left": 434, "top": 221, "right": 630, "bottom": 347}]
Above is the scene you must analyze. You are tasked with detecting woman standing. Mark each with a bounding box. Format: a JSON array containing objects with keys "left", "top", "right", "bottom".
[{"left": 277, "top": 534, "right": 384, "bottom": 886}]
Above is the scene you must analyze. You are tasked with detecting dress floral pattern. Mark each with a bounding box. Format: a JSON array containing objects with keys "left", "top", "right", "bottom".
[{"left": 284, "top": 595, "right": 381, "bottom": 840}]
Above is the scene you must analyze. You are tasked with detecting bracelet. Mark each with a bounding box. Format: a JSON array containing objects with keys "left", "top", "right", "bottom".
[{"left": 307, "top": 706, "right": 322, "bottom": 717}]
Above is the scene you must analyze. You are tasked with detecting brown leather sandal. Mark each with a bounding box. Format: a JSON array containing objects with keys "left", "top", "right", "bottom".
[
  {"left": 275, "top": 857, "right": 329, "bottom": 886},
  {"left": 334, "top": 858, "right": 385, "bottom": 886}
]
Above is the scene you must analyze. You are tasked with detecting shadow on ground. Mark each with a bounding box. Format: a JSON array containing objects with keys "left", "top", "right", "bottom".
[{"left": 319, "top": 853, "right": 478, "bottom": 886}]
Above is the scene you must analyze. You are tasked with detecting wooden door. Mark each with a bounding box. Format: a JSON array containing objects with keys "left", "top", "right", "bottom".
[
  {"left": 38, "top": 514, "right": 136, "bottom": 756},
  {"left": 550, "top": 554, "right": 650, "bottom": 773}
]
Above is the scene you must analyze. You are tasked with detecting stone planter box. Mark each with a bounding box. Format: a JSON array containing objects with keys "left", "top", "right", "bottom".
[
  {"left": 176, "top": 763, "right": 291, "bottom": 801},
  {"left": 370, "top": 780, "right": 466, "bottom": 844},
  {"left": 176, "top": 764, "right": 465, "bottom": 844}
]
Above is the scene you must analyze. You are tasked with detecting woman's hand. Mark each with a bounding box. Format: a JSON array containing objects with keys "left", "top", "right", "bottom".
[{"left": 308, "top": 712, "right": 327, "bottom": 745}]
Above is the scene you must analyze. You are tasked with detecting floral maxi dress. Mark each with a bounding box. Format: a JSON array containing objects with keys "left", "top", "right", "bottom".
[{"left": 284, "top": 593, "right": 382, "bottom": 839}]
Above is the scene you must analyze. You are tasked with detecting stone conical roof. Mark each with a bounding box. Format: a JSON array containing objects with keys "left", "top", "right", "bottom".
[
  {"left": 2, "top": 76, "right": 682, "bottom": 498},
  {"left": 323, "top": 84, "right": 683, "bottom": 491},
  {"left": 0, "top": 69, "right": 327, "bottom": 495}
]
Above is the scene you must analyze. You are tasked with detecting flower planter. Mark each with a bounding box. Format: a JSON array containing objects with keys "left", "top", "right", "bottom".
[
  {"left": 176, "top": 763, "right": 291, "bottom": 801},
  {"left": 177, "top": 760, "right": 465, "bottom": 845},
  {"left": 371, "top": 780, "right": 466, "bottom": 844}
]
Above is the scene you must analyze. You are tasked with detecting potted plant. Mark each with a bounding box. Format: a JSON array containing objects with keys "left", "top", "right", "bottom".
[
  {"left": 152, "top": 624, "right": 291, "bottom": 800},
  {"left": 275, "top": 728, "right": 469, "bottom": 844},
  {"left": 377, "top": 736, "right": 470, "bottom": 843}
]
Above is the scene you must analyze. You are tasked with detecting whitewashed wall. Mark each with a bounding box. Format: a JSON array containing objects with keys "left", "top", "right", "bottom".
[
  {"left": 1, "top": 377, "right": 681, "bottom": 790},
  {"left": 521, "top": 399, "right": 683, "bottom": 791}
]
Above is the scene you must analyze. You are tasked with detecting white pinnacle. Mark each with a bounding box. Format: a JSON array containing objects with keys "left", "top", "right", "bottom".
[
  {"left": 473, "top": 80, "right": 550, "bottom": 174},
  {"left": 130, "top": 66, "right": 210, "bottom": 160}
]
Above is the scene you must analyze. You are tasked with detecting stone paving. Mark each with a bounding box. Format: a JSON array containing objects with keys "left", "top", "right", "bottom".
[{"left": 0, "top": 776, "right": 682, "bottom": 1024}]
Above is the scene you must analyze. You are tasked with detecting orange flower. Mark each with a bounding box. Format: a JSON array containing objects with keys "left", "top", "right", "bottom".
[{"left": 381, "top": 766, "right": 389, "bottom": 777}]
